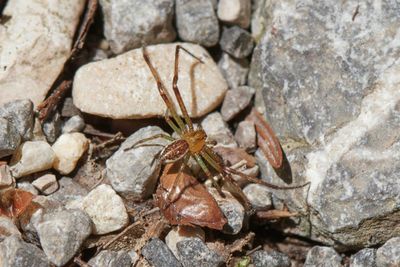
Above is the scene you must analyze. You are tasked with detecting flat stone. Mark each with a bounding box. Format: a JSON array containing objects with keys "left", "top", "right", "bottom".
[
  {"left": 52, "top": 133, "right": 89, "bottom": 175},
  {"left": 177, "top": 237, "right": 224, "bottom": 267},
  {"left": 106, "top": 126, "right": 169, "bottom": 200},
  {"left": 218, "top": 53, "right": 249, "bottom": 89},
  {"left": 251, "top": 250, "right": 291, "bottom": 267},
  {"left": 221, "top": 86, "right": 255, "bottom": 121},
  {"left": 0, "top": 0, "right": 86, "bottom": 107},
  {"left": 304, "top": 246, "right": 342, "bottom": 267},
  {"left": 249, "top": 0, "right": 400, "bottom": 249},
  {"left": 201, "top": 112, "right": 237, "bottom": 148},
  {"left": 0, "top": 235, "right": 50, "bottom": 267},
  {"left": 243, "top": 184, "right": 272, "bottom": 210},
  {"left": 61, "top": 97, "right": 81, "bottom": 118},
  {"left": 165, "top": 225, "right": 205, "bottom": 259},
  {"left": 0, "top": 117, "right": 21, "bottom": 158},
  {"left": 0, "top": 99, "right": 34, "bottom": 140},
  {"left": 142, "top": 238, "right": 181, "bottom": 267},
  {"left": 0, "top": 165, "right": 15, "bottom": 189},
  {"left": 10, "top": 141, "right": 56, "bottom": 178},
  {"left": 78, "top": 184, "right": 128, "bottom": 235},
  {"left": 0, "top": 216, "right": 21, "bottom": 241},
  {"left": 88, "top": 250, "right": 135, "bottom": 267},
  {"left": 376, "top": 237, "right": 400, "bottom": 267},
  {"left": 42, "top": 112, "right": 62, "bottom": 143},
  {"left": 62, "top": 115, "right": 85, "bottom": 134},
  {"left": 350, "top": 248, "right": 376, "bottom": 267},
  {"left": 73, "top": 43, "right": 227, "bottom": 119},
  {"left": 234, "top": 121, "right": 256, "bottom": 151},
  {"left": 32, "top": 174, "right": 58, "bottom": 195},
  {"left": 220, "top": 26, "right": 254, "bottom": 59},
  {"left": 48, "top": 177, "right": 88, "bottom": 205},
  {"left": 175, "top": 0, "right": 219, "bottom": 47},
  {"left": 17, "top": 182, "right": 39, "bottom": 195},
  {"left": 100, "top": 0, "right": 176, "bottom": 54},
  {"left": 217, "top": 0, "right": 251, "bottom": 29},
  {"left": 36, "top": 209, "right": 92, "bottom": 266}
]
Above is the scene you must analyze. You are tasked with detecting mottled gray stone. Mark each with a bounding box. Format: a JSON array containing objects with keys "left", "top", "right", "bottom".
[
  {"left": 36, "top": 209, "right": 92, "bottom": 266},
  {"left": 62, "top": 115, "right": 85, "bottom": 133},
  {"left": 0, "top": 235, "right": 50, "bottom": 267},
  {"left": 61, "top": 97, "right": 81, "bottom": 118},
  {"left": 177, "top": 237, "right": 224, "bottom": 267},
  {"left": 0, "top": 99, "right": 34, "bottom": 141},
  {"left": 106, "top": 126, "right": 169, "bottom": 200},
  {"left": 304, "top": 246, "right": 342, "bottom": 267},
  {"left": 221, "top": 86, "right": 255, "bottom": 121},
  {"left": 142, "top": 238, "right": 181, "bottom": 267},
  {"left": 218, "top": 53, "right": 249, "bottom": 89},
  {"left": 48, "top": 177, "right": 88, "bottom": 204},
  {"left": 0, "top": 216, "right": 21, "bottom": 241},
  {"left": 243, "top": 184, "right": 272, "bottom": 210},
  {"left": 376, "top": 237, "right": 400, "bottom": 267},
  {"left": 100, "top": 0, "right": 176, "bottom": 54},
  {"left": 165, "top": 226, "right": 205, "bottom": 259},
  {"left": 42, "top": 112, "right": 62, "bottom": 143},
  {"left": 201, "top": 112, "right": 237, "bottom": 148},
  {"left": 220, "top": 26, "right": 254, "bottom": 59},
  {"left": 350, "top": 248, "right": 376, "bottom": 267},
  {"left": 251, "top": 250, "right": 291, "bottom": 267},
  {"left": 88, "top": 250, "right": 135, "bottom": 267},
  {"left": 234, "top": 121, "right": 256, "bottom": 151},
  {"left": 249, "top": 0, "right": 400, "bottom": 249},
  {"left": 176, "top": 0, "right": 219, "bottom": 47},
  {"left": 0, "top": 117, "right": 21, "bottom": 158}
]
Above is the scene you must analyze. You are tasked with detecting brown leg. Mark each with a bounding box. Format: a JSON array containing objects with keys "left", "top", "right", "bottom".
[{"left": 123, "top": 133, "right": 174, "bottom": 151}]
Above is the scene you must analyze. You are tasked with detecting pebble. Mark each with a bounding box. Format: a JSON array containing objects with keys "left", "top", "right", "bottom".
[
  {"left": 142, "top": 238, "right": 181, "bottom": 267},
  {"left": 0, "top": 235, "right": 50, "bottom": 267},
  {"left": 0, "top": 164, "right": 15, "bottom": 189},
  {"left": 106, "top": 126, "right": 169, "bottom": 200},
  {"left": 61, "top": 97, "right": 81, "bottom": 118},
  {"left": 208, "top": 188, "right": 244, "bottom": 235},
  {"left": 0, "top": 216, "right": 21, "bottom": 241},
  {"left": 10, "top": 141, "right": 56, "bottom": 178},
  {"left": 36, "top": 209, "right": 92, "bottom": 266},
  {"left": 304, "top": 246, "right": 342, "bottom": 267},
  {"left": 201, "top": 112, "right": 237, "bottom": 148},
  {"left": 73, "top": 43, "right": 227, "bottom": 119},
  {"left": 42, "top": 112, "right": 62, "bottom": 143},
  {"left": 234, "top": 121, "right": 256, "bottom": 151},
  {"left": 177, "top": 237, "right": 224, "bottom": 267},
  {"left": 88, "top": 249, "right": 136, "bottom": 267},
  {"left": 350, "top": 248, "right": 376, "bottom": 267},
  {"left": 0, "top": 117, "right": 21, "bottom": 158},
  {"left": 251, "top": 250, "right": 291, "bottom": 267},
  {"left": 218, "top": 53, "right": 249, "bottom": 89},
  {"left": 0, "top": 0, "right": 86, "bottom": 107},
  {"left": 62, "top": 115, "right": 85, "bottom": 134},
  {"left": 175, "top": 0, "right": 219, "bottom": 47},
  {"left": 217, "top": 0, "right": 251, "bottom": 29},
  {"left": 52, "top": 132, "right": 89, "bottom": 175},
  {"left": 376, "top": 237, "right": 400, "bottom": 267},
  {"left": 243, "top": 184, "right": 272, "bottom": 210},
  {"left": 100, "top": 0, "right": 176, "bottom": 54},
  {"left": 32, "top": 174, "right": 59, "bottom": 195},
  {"left": 48, "top": 177, "right": 88, "bottom": 205},
  {"left": 77, "top": 184, "right": 128, "bottom": 235},
  {"left": 220, "top": 26, "right": 254, "bottom": 59},
  {"left": 0, "top": 99, "right": 34, "bottom": 141},
  {"left": 165, "top": 225, "right": 206, "bottom": 259},
  {"left": 221, "top": 86, "right": 255, "bottom": 121},
  {"left": 17, "top": 181, "right": 39, "bottom": 195}
]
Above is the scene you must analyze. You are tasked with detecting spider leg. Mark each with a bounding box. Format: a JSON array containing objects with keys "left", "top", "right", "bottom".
[
  {"left": 194, "top": 154, "right": 225, "bottom": 197},
  {"left": 164, "top": 109, "right": 181, "bottom": 135},
  {"left": 142, "top": 46, "right": 186, "bottom": 132},
  {"left": 123, "top": 134, "right": 174, "bottom": 152},
  {"left": 172, "top": 45, "right": 203, "bottom": 131}
]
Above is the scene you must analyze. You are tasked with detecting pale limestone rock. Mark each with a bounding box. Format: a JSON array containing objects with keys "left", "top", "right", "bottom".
[
  {"left": 32, "top": 174, "right": 58, "bottom": 195},
  {"left": 52, "top": 133, "right": 89, "bottom": 175},
  {"left": 0, "top": 0, "right": 86, "bottom": 107},
  {"left": 0, "top": 165, "right": 15, "bottom": 189},
  {"left": 10, "top": 141, "right": 56, "bottom": 178},
  {"left": 201, "top": 112, "right": 237, "bottom": 148},
  {"left": 73, "top": 43, "right": 228, "bottom": 119},
  {"left": 217, "top": 0, "right": 251, "bottom": 29}
]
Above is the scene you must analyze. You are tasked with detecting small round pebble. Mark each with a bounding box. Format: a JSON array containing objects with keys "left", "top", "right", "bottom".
[
  {"left": 177, "top": 237, "right": 224, "bottom": 267},
  {"left": 165, "top": 225, "right": 205, "bottom": 259},
  {"left": 243, "top": 183, "right": 272, "bottom": 209},
  {"left": 142, "top": 238, "right": 181, "bottom": 267},
  {"left": 251, "top": 250, "right": 291, "bottom": 267},
  {"left": 219, "top": 26, "right": 254, "bottom": 59},
  {"left": 304, "top": 246, "right": 342, "bottom": 267},
  {"left": 62, "top": 115, "right": 85, "bottom": 134}
]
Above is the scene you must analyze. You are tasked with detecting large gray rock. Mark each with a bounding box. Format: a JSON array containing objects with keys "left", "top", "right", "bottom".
[
  {"left": 100, "top": 0, "right": 176, "bottom": 54},
  {"left": 48, "top": 177, "right": 88, "bottom": 204},
  {"left": 0, "top": 99, "right": 34, "bottom": 140},
  {"left": 175, "top": 0, "right": 219, "bottom": 47},
  {"left": 376, "top": 237, "right": 400, "bottom": 267},
  {"left": 350, "top": 248, "right": 376, "bottom": 267},
  {"left": 249, "top": 0, "right": 400, "bottom": 249},
  {"left": 0, "top": 118, "right": 21, "bottom": 158}
]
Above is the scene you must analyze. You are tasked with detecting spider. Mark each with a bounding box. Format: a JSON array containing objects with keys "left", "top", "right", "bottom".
[{"left": 127, "top": 45, "right": 307, "bottom": 214}]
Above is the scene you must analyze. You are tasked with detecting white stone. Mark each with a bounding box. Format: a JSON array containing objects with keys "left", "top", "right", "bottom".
[
  {"left": 217, "top": 0, "right": 251, "bottom": 29},
  {"left": 0, "top": 0, "right": 86, "bottom": 107},
  {"left": 165, "top": 226, "right": 205, "bottom": 259},
  {"left": 243, "top": 183, "right": 272, "bottom": 209},
  {"left": 201, "top": 112, "right": 237, "bottom": 148},
  {"left": 0, "top": 165, "right": 15, "bottom": 189},
  {"left": 73, "top": 43, "right": 228, "bottom": 119},
  {"left": 52, "top": 133, "right": 89, "bottom": 175},
  {"left": 32, "top": 174, "right": 58, "bottom": 195},
  {"left": 10, "top": 141, "right": 56, "bottom": 178},
  {"left": 79, "top": 184, "right": 129, "bottom": 235}
]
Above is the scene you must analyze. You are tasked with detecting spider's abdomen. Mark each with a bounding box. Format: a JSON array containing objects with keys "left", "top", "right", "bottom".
[{"left": 160, "top": 139, "right": 189, "bottom": 163}]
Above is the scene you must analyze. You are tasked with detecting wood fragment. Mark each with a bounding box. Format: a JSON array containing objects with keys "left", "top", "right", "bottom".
[
  {"left": 37, "top": 80, "right": 72, "bottom": 122},
  {"left": 256, "top": 209, "right": 299, "bottom": 220}
]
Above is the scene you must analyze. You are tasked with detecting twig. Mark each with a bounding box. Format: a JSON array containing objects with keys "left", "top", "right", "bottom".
[
  {"left": 245, "top": 245, "right": 262, "bottom": 256},
  {"left": 37, "top": 80, "right": 72, "bottom": 122}
]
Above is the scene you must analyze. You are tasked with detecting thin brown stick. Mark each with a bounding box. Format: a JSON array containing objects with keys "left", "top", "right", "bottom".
[
  {"left": 37, "top": 80, "right": 72, "bottom": 122},
  {"left": 74, "top": 256, "right": 92, "bottom": 267}
]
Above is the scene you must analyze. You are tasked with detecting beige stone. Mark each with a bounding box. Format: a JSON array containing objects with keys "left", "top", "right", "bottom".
[{"left": 217, "top": 0, "right": 251, "bottom": 28}]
